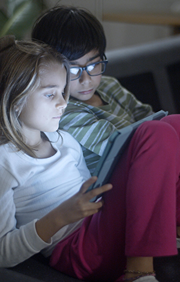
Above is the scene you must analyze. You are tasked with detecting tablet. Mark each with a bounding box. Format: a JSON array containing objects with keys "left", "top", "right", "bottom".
[{"left": 87, "top": 110, "right": 168, "bottom": 201}]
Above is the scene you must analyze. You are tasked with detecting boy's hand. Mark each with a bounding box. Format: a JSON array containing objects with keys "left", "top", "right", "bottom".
[{"left": 56, "top": 177, "right": 112, "bottom": 226}]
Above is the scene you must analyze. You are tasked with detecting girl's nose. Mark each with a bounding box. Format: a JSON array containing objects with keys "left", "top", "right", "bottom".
[{"left": 56, "top": 97, "right": 67, "bottom": 110}]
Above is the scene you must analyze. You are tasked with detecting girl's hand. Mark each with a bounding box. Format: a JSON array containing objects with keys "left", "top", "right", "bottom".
[
  {"left": 56, "top": 176, "right": 112, "bottom": 226},
  {"left": 36, "top": 177, "right": 112, "bottom": 242}
]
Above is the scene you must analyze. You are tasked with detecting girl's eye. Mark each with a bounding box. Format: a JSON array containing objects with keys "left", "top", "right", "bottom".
[{"left": 45, "top": 93, "right": 54, "bottom": 98}]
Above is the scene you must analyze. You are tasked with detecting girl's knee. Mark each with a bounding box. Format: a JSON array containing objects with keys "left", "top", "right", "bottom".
[
  {"left": 161, "top": 114, "right": 180, "bottom": 140},
  {"left": 135, "top": 120, "right": 179, "bottom": 151}
]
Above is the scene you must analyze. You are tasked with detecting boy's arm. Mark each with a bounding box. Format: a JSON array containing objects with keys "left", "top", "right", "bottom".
[
  {"left": 59, "top": 105, "right": 118, "bottom": 157},
  {"left": 120, "top": 86, "right": 154, "bottom": 121},
  {"left": 100, "top": 76, "right": 154, "bottom": 121}
]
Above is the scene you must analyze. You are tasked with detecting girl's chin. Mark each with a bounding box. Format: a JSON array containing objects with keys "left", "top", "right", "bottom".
[{"left": 46, "top": 125, "right": 59, "bottom": 132}]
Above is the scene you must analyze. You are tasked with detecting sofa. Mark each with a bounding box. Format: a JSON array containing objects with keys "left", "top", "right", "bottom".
[
  {"left": 105, "top": 35, "right": 180, "bottom": 114},
  {"left": 1, "top": 250, "right": 180, "bottom": 282},
  {"left": 1, "top": 35, "right": 180, "bottom": 282}
]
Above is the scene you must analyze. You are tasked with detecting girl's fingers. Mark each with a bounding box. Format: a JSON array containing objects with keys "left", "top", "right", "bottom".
[
  {"left": 80, "top": 176, "right": 98, "bottom": 193},
  {"left": 86, "top": 183, "right": 112, "bottom": 201},
  {"left": 80, "top": 177, "right": 113, "bottom": 200}
]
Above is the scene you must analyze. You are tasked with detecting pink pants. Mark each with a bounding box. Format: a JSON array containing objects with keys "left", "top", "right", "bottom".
[{"left": 50, "top": 115, "right": 180, "bottom": 282}]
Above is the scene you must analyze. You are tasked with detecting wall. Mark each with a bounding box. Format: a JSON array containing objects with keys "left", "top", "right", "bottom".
[
  {"left": 43, "top": 0, "right": 178, "bottom": 50},
  {"left": 1, "top": 0, "right": 179, "bottom": 50}
]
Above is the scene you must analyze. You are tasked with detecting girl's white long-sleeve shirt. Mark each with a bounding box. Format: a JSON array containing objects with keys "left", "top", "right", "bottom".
[{"left": 0, "top": 130, "right": 91, "bottom": 267}]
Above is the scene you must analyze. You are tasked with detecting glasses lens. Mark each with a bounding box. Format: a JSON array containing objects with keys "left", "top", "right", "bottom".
[
  {"left": 70, "top": 67, "right": 81, "bottom": 80},
  {"left": 87, "top": 62, "right": 107, "bottom": 76},
  {"left": 70, "top": 61, "right": 108, "bottom": 81},
  {"left": 87, "top": 62, "right": 102, "bottom": 76}
]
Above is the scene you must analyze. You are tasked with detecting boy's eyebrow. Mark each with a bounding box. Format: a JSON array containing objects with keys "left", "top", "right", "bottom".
[
  {"left": 88, "top": 53, "right": 101, "bottom": 62},
  {"left": 70, "top": 53, "right": 101, "bottom": 66}
]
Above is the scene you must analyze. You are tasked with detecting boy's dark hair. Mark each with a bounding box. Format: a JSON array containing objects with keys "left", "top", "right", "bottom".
[{"left": 32, "top": 6, "right": 106, "bottom": 61}]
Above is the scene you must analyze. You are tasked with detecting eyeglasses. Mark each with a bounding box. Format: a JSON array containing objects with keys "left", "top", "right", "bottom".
[{"left": 70, "top": 56, "right": 108, "bottom": 81}]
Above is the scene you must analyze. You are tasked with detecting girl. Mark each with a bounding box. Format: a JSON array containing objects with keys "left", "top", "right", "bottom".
[
  {"left": 0, "top": 35, "right": 110, "bottom": 268},
  {"left": 0, "top": 35, "right": 180, "bottom": 282}
]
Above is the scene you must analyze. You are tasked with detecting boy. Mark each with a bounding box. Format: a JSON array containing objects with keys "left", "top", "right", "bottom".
[{"left": 32, "top": 6, "right": 153, "bottom": 173}]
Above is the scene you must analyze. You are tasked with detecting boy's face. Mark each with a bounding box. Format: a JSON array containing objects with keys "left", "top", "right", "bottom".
[{"left": 69, "top": 49, "right": 102, "bottom": 102}]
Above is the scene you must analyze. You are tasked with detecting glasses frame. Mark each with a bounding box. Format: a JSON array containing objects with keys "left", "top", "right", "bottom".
[{"left": 70, "top": 54, "right": 108, "bottom": 81}]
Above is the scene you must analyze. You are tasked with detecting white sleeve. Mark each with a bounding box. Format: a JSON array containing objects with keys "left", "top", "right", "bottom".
[
  {"left": 60, "top": 130, "right": 91, "bottom": 181},
  {"left": 0, "top": 168, "right": 51, "bottom": 267},
  {"left": 63, "top": 132, "right": 91, "bottom": 181},
  {"left": 76, "top": 142, "right": 91, "bottom": 181}
]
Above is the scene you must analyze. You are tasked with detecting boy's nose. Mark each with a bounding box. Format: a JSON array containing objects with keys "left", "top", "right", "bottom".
[{"left": 79, "top": 69, "right": 91, "bottom": 84}]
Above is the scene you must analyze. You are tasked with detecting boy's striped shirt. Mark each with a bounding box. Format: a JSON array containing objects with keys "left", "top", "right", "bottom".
[{"left": 59, "top": 76, "right": 153, "bottom": 173}]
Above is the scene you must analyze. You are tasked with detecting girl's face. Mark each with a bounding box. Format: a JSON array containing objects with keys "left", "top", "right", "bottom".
[
  {"left": 69, "top": 49, "right": 102, "bottom": 102},
  {"left": 19, "top": 62, "right": 67, "bottom": 142}
]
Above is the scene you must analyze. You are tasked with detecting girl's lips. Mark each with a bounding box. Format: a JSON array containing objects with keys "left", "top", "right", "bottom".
[{"left": 53, "top": 115, "right": 62, "bottom": 119}]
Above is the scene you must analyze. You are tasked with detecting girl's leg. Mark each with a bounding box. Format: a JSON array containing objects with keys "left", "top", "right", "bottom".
[
  {"left": 160, "top": 114, "right": 180, "bottom": 233},
  {"left": 50, "top": 120, "right": 180, "bottom": 282},
  {"left": 121, "top": 116, "right": 180, "bottom": 281}
]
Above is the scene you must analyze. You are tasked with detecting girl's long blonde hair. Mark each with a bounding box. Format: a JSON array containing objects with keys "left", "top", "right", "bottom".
[{"left": 0, "top": 35, "right": 70, "bottom": 156}]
